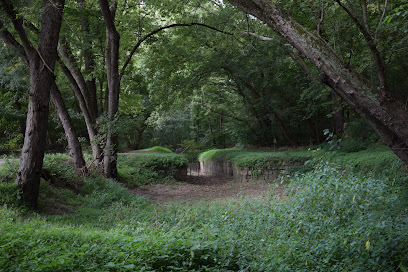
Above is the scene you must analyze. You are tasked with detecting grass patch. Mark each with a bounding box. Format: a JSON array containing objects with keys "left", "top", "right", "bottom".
[
  {"left": 142, "top": 146, "right": 173, "bottom": 153},
  {"left": 198, "top": 148, "right": 242, "bottom": 162},
  {"left": 199, "top": 148, "right": 312, "bottom": 166}
]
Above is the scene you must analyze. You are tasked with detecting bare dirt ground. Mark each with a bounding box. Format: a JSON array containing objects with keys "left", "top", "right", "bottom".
[{"left": 131, "top": 174, "right": 287, "bottom": 204}]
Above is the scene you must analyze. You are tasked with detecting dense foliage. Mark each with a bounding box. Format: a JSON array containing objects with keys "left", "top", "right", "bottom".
[
  {"left": 118, "top": 152, "right": 188, "bottom": 187},
  {"left": 0, "top": 0, "right": 407, "bottom": 270},
  {"left": 1, "top": 152, "right": 407, "bottom": 271}
]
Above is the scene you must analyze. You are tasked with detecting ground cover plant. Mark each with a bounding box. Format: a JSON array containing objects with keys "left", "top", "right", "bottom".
[
  {"left": 1, "top": 148, "right": 408, "bottom": 271},
  {"left": 117, "top": 152, "right": 188, "bottom": 187}
]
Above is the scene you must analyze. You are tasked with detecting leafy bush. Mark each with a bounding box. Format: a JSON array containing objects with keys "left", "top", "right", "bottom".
[
  {"left": 338, "top": 138, "right": 369, "bottom": 152},
  {"left": 253, "top": 164, "right": 408, "bottom": 271},
  {"left": 118, "top": 152, "right": 188, "bottom": 187},
  {"left": 324, "top": 146, "right": 404, "bottom": 177}
]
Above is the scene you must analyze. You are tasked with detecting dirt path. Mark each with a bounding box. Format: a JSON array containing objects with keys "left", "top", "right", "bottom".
[{"left": 131, "top": 175, "right": 286, "bottom": 204}]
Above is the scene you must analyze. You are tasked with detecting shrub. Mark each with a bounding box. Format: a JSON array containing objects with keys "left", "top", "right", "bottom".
[
  {"left": 118, "top": 153, "right": 188, "bottom": 187},
  {"left": 338, "top": 138, "right": 369, "bottom": 152}
]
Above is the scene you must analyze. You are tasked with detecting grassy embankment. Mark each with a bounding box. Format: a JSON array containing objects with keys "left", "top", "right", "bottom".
[{"left": 0, "top": 146, "right": 407, "bottom": 271}]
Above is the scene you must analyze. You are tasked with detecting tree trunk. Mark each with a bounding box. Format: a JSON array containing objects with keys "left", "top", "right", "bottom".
[
  {"left": 78, "top": 0, "right": 99, "bottom": 119},
  {"left": 100, "top": 0, "right": 120, "bottom": 178},
  {"left": 50, "top": 81, "right": 87, "bottom": 172},
  {"left": 227, "top": 0, "right": 408, "bottom": 164},
  {"left": 59, "top": 61, "right": 103, "bottom": 162},
  {"left": 103, "top": 29, "right": 120, "bottom": 178},
  {"left": 4, "top": 0, "right": 65, "bottom": 208},
  {"left": 0, "top": 8, "right": 85, "bottom": 174}
]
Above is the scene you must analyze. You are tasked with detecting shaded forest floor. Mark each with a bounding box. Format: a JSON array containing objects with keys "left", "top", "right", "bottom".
[{"left": 131, "top": 174, "right": 286, "bottom": 204}]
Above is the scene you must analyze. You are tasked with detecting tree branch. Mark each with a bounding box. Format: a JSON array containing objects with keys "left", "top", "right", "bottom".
[
  {"left": 0, "top": 22, "right": 28, "bottom": 64},
  {"left": 99, "top": 0, "right": 116, "bottom": 33},
  {"left": 0, "top": 0, "right": 34, "bottom": 56},
  {"left": 375, "top": 0, "right": 388, "bottom": 43},
  {"left": 120, "top": 23, "right": 232, "bottom": 79},
  {"left": 334, "top": 0, "right": 389, "bottom": 95}
]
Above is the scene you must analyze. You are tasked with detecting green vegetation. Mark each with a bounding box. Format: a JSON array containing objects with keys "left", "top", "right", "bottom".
[
  {"left": 199, "top": 148, "right": 314, "bottom": 175},
  {"left": 118, "top": 152, "right": 188, "bottom": 187},
  {"left": 0, "top": 0, "right": 408, "bottom": 269},
  {"left": 142, "top": 146, "right": 173, "bottom": 153},
  {"left": 1, "top": 151, "right": 407, "bottom": 271},
  {"left": 198, "top": 148, "right": 242, "bottom": 162},
  {"left": 199, "top": 149, "right": 313, "bottom": 165},
  {"left": 323, "top": 146, "right": 404, "bottom": 177},
  {"left": 199, "top": 146, "right": 405, "bottom": 176}
]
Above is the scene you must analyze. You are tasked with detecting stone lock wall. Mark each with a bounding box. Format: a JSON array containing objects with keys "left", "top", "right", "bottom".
[{"left": 200, "top": 159, "right": 306, "bottom": 181}]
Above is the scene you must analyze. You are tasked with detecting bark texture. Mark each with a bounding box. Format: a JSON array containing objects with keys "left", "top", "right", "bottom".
[
  {"left": 227, "top": 0, "right": 408, "bottom": 164},
  {"left": 100, "top": 0, "right": 120, "bottom": 178},
  {"left": 0, "top": 24, "right": 86, "bottom": 173},
  {"left": 50, "top": 82, "right": 87, "bottom": 172},
  {"left": 58, "top": 60, "right": 103, "bottom": 162},
  {"left": 0, "top": 0, "right": 66, "bottom": 208}
]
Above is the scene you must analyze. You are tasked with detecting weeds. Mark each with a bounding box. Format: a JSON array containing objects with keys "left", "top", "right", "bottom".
[
  {"left": 0, "top": 149, "right": 407, "bottom": 271},
  {"left": 118, "top": 152, "right": 188, "bottom": 187}
]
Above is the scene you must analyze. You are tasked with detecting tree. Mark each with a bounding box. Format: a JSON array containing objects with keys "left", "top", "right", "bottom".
[
  {"left": 99, "top": 0, "right": 120, "bottom": 178},
  {"left": 227, "top": 0, "right": 408, "bottom": 164},
  {"left": 0, "top": 0, "right": 65, "bottom": 208},
  {"left": 0, "top": 25, "right": 87, "bottom": 172}
]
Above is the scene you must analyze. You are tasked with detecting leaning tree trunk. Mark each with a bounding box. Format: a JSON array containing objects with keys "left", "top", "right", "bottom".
[
  {"left": 227, "top": 0, "right": 408, "bottom": 164},
  {"left": 50, "top": 81, "right": 87, "bottom": 172},
  {"left": 100, "top": 0, "right": 120, "bottom": 178},
  {"left": 17, "top": 55, "right": 52, "bottom": 208},
  {"left": 59, "top": 61, "right": 103, "bottom": 162},
  {"left": 1, "top": 0, "right": 66, "bottom": 208},
  {"left": 0, "top": 10, "right": 85, "bottom": 174}
]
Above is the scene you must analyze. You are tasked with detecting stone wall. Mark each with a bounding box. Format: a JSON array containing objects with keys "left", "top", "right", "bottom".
[
  {"left": 199, "top": 160, "right": 232, "bottom": 176},
  {"left": 200, "top": 159, "right": 307, "bottom": 181}
]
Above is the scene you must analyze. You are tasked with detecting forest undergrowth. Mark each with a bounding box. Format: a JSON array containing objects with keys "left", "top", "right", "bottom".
[{"left": 0, "top": 149, "right": 408, "bottom": 271}]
